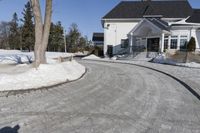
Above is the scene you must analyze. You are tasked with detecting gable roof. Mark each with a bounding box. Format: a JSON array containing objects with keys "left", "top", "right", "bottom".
[
  {"left": 146, "top": 18, "right": 169, "bottom": 31},
  {"left": 186, "top": 9, "right": 200, "bottom": 23},
  {"left": 129, "top": 18, "right": 170, "bottom": 36},
  {"left": 103, "top": 1, "right": 193, "bottom": 19}
]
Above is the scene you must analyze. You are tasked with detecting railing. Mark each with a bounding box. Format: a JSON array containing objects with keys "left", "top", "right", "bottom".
[{"left": 114, "top": 47, "right": 130, "bottom": 56}]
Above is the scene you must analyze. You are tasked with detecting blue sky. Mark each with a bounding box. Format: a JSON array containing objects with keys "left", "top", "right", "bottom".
[{"left": 0, "top": 0, "right": 199, "bottom": 40}]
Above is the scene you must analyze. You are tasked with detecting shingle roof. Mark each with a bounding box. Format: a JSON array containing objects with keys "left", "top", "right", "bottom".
[
  {"left": 186, "top": 9, "right": 200, "bottom": 23},
  {"left": 147, "top": 18, "right": 169, "bottom": 31},
  {"left": 92, "top": 33, "right": 104, "bottom": 42},
  {"left": 103, "top": 1, "right": 193, "bottom": 19}
]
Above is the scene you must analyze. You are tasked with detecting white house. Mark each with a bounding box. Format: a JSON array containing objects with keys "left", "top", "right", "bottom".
[{"left": 102, "top": 0, "right": 200, "bottom": 57}]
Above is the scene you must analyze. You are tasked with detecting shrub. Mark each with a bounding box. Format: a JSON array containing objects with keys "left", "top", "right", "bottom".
[{"left": 187, "top": 37, "right": 196, "bottom": 52}]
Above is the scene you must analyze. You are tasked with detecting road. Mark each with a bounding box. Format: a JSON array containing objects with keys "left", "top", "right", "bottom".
[{"left": 0, "top": 60, "right": 200, "bottom": 133}]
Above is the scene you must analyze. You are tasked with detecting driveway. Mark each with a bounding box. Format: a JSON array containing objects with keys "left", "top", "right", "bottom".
[{"left": 0, "top": 61, "right": 200, "bottom": 133}]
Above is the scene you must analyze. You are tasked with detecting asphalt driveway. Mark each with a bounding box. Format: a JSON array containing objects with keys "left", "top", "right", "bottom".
[{"left": 0, "top": 60, "right": 200, "bottom": 133}]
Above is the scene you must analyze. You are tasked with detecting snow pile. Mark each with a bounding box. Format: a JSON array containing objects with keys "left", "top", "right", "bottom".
[
  {"left": 0, "top": 49, "right": 74, "bottom": 64},
  {"left": 74, "top": 51, "right": 89, "bottom": 56},
  {"left": 153, "top": 54, "right": 200, "bottom": 68},
  {"left": 0, "top": 49, "right": 85, "bottom": 91},
  {"left": 111, "top": 56, "right": 118, "bottom": 60},
  {"left": 0, "top": 60, "right": 85, "bottom": 91},
  {"left": 82, "top": 54, "right": 100, "bottom": 60},
  {"left": 153, "top": 54, "right": 177, "bottom": 64},
  {"left": 0, "top": 49, "right": 21, "bottom": 54},
  {"left": 0, "top": 49, "right": 32, "bottom": 64},
  {"left": 45, "top": 52, "right": 74, "bottom": 59}
]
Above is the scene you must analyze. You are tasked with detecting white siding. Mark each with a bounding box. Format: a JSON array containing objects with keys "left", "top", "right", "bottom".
[
  {"left": 196, "top": 30, "right": 200, "bottom": 50},
  {"left": 170, "top": 29, "right": 190, "bottom": 50},
  {"left": 104, "top": 22, "right": 138, "bottom": 55},
  {"left": 103, "top": 19, "right": 200, "bottom": 55},
  {"left": 167, "top": 28, "right": 200, "bottom": 50}
]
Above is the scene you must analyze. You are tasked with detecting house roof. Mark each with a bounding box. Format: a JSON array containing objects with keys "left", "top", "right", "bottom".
[
  {"left": 103, "top": 1, "right": 193, "bottom": 19},
  {"left": 92, "top": 33, "right": 104, "bottom": 42},
  {"left": 129, "top": 18, "right": 171, "bottom": 37},
  {"left": 186, "top": 9, "right": 200, "bottom": 23},
  {"left": 146, "top": 18, "right": 169, "bottom": 31}
]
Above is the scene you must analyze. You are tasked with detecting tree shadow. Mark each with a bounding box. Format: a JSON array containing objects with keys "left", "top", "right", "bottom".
[{"left": 0, "top": 125, "right": 20, "bottom": 133}]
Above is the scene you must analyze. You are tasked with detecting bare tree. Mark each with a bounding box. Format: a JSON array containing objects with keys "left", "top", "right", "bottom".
[{"left": 30, "top": 0, "right": 52, "bottom": 67}]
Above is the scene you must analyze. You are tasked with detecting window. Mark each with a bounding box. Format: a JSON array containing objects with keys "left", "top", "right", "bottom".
[
  {"left": 121, "top": 39, "right": 129, "bottom": 48},
  {"left": 170, "top": 36, "right": 178, "bottom": 49},
  {"left": 164, "top": 36, "right": 169, "bottom": 50},
  {"left": 180, "top": 35, "right": 188, "bottom": 50}
]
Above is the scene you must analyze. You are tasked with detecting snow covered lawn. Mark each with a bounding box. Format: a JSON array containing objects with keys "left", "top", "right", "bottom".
[
  {"left": 0, "top": 61, "right": 85, "bottom": 91},
  {"left": 0, "top": 49, "right": 74, "bottom": 64},
  {"left": 0, "top": 50, "right": 85, "bottom": 91}
]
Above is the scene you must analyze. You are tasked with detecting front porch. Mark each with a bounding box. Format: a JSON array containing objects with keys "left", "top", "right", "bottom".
[{"left": 128, "top": 18, "right": 171, "bottom": 55}]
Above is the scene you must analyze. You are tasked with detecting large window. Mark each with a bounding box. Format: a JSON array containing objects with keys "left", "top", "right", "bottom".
[
  {"left": 164, "top": 36, "right": 169, "bottom": 50},
  {"left": 170, "top": 36, "right": 178, "bottom": 49},
  {"left": 121, "top": 39, "right": 129, "bottom": 48},
  {"left": 180, "top": 35, "right": 188, "bottom": 50}
]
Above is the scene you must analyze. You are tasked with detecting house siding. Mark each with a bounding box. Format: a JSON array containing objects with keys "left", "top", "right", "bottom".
[
  {"left": 196, "top": 30, "right": 200, "bottom": 50},
  {"left": 104, "top": 22, "right": 138, "bottom": 55}
]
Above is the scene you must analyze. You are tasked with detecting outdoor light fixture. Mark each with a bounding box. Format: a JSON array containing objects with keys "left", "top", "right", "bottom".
[{"left": 104, "top": 24, "right": 110, "bottom": 29}]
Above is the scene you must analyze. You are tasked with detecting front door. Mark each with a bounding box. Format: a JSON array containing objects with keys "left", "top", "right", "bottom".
[
  {"left": 107, "top": 45, "right": 113, "bottom": 58},
  {"left": 147, "top": 38, "right": 160, "bottom": 52}
]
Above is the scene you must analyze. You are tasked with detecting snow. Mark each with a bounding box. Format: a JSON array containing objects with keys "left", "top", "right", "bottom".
[
  {"left": 0, "top": 49, "right": 74, "bottom": 64},
  {"left": 0, "top": 49, "right": 85, "bottom": 91},
  {"left": 168, "top": 17, "right": 200, "bottom": 26},
  {"left": 0, "top": 60, "right": 85, "bottom": 91},
  {"left": 153, "top": 54, "right": 177, "bottom": 64},
  {"left": 82, "top": 54, "right": 100, "bottom": 60},
  {"left": 74, "top": 51, "right": 89, "bottom": 56},
  {"left": 177, "top": 62, "right": 200, "bottom": 68},
  {"left": 45, "top": 52, "right": 74, "bottom": 59},
  {"left": 153, "top": 54, "right": 200, "bottom": 68}
]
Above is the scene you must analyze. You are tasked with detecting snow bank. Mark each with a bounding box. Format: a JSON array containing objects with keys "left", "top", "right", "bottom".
[
  {"left": 0, "top": 60, "right": 85, "bottom": 91},
  {"left": 82, "top": 54, "right": 100, "bottom": 60},
  {"left": 0, "top": 49, "right": 74, "bottom": 64},
  {"left": 153, "top": 54, "right": 177, "bottom": 64},
  {"left": 0, "top": 49, "right": 21, "bottom": 54},
  {"left": 153, "top": 54, "right": 200, "bottom": 68},
  {"left": 45, "top": 52, "right": 74, "bottom": 59},
  {"left": 74, "top": 51, "right": 89, "bottom": 56}
]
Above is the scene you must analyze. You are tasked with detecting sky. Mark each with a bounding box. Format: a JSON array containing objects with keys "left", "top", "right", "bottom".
[{"left": 0, "top": 0, "right": 200, "bottom": 40}]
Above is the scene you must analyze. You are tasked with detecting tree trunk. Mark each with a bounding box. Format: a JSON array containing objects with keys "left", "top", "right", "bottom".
[{"left": 31, "top": 0, "right": 52, "bottom": 67}]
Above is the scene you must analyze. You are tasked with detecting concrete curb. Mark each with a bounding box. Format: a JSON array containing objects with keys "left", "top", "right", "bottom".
[
  {"left": 83, "top": 59, "right": 200, "bottom": 101},
  {"left": 0, "top": 68, "right": 87, "bottom": 97}
]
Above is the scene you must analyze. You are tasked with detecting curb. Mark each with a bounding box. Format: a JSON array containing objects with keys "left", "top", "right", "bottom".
[
  {"left": 83, "top": 59, "right": 200, "bottom": 101},
  {"left": 0, "top": 68, "right": 87, "bottom": 97}
]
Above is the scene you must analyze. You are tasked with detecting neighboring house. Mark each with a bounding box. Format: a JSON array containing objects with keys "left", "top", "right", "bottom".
[
  {"left": 102, "top": 0, "right": 200, "bottom": 57},
  {"left": 92, "top": 33, "right": 104, "bottom": 56}
]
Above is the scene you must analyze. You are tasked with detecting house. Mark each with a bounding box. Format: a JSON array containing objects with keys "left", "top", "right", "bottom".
[
  {"left": 102, "top": 0, "right": 200, "bottom": 57},
  {"left": 92, "top": 32, "right": 104, "bottom": 56}
]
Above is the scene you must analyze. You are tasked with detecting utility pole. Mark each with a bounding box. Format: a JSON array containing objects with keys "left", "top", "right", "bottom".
[{"left": 63, "top": 29, "right": 67, "bottom": 53}]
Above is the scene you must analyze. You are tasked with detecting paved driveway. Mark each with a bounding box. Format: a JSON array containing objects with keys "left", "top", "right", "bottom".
[{"left": 0, "top": 61, "right": 200, "bottom": 133}]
